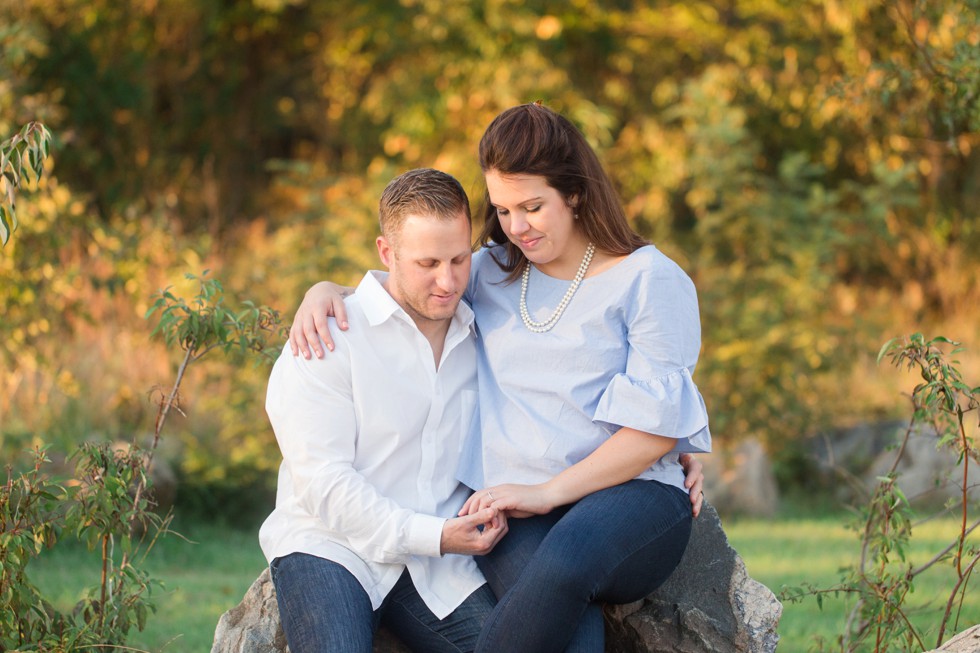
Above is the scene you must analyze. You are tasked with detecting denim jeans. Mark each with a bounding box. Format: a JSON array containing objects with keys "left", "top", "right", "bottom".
[
  {"left": 270, "top": 552, "right": 496, "bottom": 653},
  {"left": 473, "top": 479, "right": 692, "bottom": 653}
]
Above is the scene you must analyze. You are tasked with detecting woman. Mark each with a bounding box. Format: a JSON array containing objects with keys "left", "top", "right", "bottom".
[{"left": 290, "top": 102, "right": 711, "bottom": 653}]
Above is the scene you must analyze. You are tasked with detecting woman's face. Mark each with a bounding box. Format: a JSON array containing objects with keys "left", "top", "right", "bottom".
[{"left": 484, "top": 170, "right": 589, "bottom": 277}]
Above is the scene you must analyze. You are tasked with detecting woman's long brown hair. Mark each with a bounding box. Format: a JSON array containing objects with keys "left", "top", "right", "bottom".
[{"left": 476, "top": 102, "right": 648, "bottom": 281}]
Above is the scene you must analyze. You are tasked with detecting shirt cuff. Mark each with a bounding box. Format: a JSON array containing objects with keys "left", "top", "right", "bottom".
[{"left": 406, "top": 513, "right": 447, "bottom": 558}]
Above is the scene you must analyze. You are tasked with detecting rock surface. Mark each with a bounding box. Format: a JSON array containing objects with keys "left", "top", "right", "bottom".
[
  {"left": 701, "top": 439, "right": 779, "bottom": 517},
  {"left": 923, "top": 625, "right": 980, "bottom": 653},
  {"left": 810, "top": 421, "right": 977, "bottom": 509},
  {"left": 211, "top": 503, "right": 781, "bottom": 653},
  {"left": 210, "top": 567, "right": 289, "bottom": 653},
  {"left": 604, "top": 503, "right": 781, "bottom": 652}
]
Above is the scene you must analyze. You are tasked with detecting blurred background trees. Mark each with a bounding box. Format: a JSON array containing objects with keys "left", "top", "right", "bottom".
[{"left": 1, "top": 0, "right": 978, "bottom": 517}]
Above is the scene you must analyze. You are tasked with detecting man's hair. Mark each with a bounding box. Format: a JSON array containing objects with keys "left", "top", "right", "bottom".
[{"left": 379, "top": 168, "right": 471, "bottom": 242}]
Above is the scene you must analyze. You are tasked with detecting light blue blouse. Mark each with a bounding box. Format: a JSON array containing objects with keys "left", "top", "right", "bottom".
[{"left": 457, "top": 245, "right": 711, "bottom": 494}]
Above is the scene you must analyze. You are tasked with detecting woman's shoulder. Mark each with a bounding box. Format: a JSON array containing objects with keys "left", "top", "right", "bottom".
[
  {"left": 471, "top": 245, "right": 510, "bottom": 280},
  {"left": 614, "top": 245, "right": 694, "bottom": 286},
  {"left": 610, "top": 246, "right": 701, "bottom": 330},
  {"left": 473, "top": 244, "right": 505, "bottom": 265}
]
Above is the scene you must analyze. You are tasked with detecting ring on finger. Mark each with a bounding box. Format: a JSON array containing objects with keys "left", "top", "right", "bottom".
[{"left": 487, "top": 490, "right": 495, "bottom": 501}]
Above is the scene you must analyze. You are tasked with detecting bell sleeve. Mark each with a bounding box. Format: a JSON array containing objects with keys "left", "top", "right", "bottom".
[{"left": 592, "top": 260, "right": 712, "bottom": 454}]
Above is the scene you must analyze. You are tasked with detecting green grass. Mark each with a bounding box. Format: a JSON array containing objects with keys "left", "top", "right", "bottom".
[
  {"left": 26, "top": 516, "right": 267, "bottom": 652},
  {"left": 21, "top": 510, "right": 980, "bottom": 652},
  {"left": 726, "top": 512, "right": 980, "bottom": 652}
]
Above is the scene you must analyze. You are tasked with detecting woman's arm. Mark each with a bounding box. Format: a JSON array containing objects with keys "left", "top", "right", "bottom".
[
  {"left": 460, "top": 427, "right": 676, "bottom": 518},
  {"left": 462, "top": 441, "right": 705, "bottom": 519},
  {"left": 288, "top": 281, "right": 354, "bottom": 358}
]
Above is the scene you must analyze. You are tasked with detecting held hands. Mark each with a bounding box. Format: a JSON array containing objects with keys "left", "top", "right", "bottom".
[
  {"left": 459, "top": 483, "right": 559, "bottom": 520},
  {"left": 440, "top": 506, "right": 508, "bottom": 556},
  {"left": 289, "top": 281, "right": 351, "bottom": 359}
]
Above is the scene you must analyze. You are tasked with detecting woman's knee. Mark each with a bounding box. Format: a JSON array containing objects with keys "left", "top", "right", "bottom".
[
  {"left": 599, "top": 512, "right": 692, "bottom": 603},
  {"left": 536, "top": 483, "right": 693, "bottom": 599}
]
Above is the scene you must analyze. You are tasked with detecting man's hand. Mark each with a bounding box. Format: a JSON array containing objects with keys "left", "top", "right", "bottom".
[
  {"left": 440, "top": 506, "right": 508, "bottom": 556},
  {"left": 680, "top": 453, "right": 705, "bottom": 517}
]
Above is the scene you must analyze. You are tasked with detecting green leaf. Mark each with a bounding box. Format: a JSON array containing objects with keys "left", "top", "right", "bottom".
[
  {"left": 877, "top": 337, "right": 900, "bottom": 365},
  {"left": 0, "top": 206, "right": 10, "bottom": 246}
]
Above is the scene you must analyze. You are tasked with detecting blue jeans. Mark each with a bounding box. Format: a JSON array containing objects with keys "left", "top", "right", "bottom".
[
  {"left": 270, "top": 552, "right": 496, "bottom": 653},
  {"left": 473, "top": 479, "right": 692, "bottom": 653}
]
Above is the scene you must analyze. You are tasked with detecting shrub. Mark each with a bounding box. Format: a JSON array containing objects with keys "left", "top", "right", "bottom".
[{"left": 783, "top": 334, "right": 979, "bottom": 651}]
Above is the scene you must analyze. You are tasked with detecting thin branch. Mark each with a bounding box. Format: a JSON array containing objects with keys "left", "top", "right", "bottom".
[
  {"left": 937, "top": 551, "right": 980, "bottom": 645},
  {"left": 910, "top": 517, "right": 980, "bottom": 575},
  {"left": 956, "top": 409, "right": 969, "bottom": 577}
]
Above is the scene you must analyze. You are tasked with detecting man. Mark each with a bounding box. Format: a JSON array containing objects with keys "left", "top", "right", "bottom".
[{"left": 260, "top": 168, "right": 505, "bottom": 653}]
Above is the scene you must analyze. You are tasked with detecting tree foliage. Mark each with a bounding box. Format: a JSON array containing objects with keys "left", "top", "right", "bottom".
[
  {"left": 0, "top": 272, "right": 283, "bottom": 651},
  {"left": 0, "top": 0, "right": 978, "bottom": 487},
  {"left": 0, "top": 121, "right": 51, "bottom": 246}
]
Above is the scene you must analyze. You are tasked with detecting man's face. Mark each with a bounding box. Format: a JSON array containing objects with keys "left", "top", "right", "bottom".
[{"left": 377, "top": 212, "right": 472, "bottom": 329}]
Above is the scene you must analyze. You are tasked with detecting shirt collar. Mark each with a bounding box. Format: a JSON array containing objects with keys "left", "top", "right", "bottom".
[{"left": 356, "top": 270, "right": 475, "bottom": 335}]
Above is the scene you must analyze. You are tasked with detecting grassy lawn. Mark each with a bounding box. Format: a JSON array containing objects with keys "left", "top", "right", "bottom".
[
  {"left": 23, "top": 510, "right": 980, "bottom": 652},
  {"left": 726, "top": 512, "right": 980, "bottom": 652},
  {"left": 28, "top": 516, "right": 268, "bottom": 652}
]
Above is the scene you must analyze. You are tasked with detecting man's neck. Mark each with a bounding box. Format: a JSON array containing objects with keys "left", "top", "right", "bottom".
[
  {"left": 416, "top": 319, "right": 452, "bottom": 369},
  {"left": 380, "top": 276, "right": 455, "bottom": 369}
]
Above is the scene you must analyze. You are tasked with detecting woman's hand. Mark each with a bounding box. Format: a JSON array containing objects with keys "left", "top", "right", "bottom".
[
  {"left": 459, "top": 484, "right": 558, "bottom": 519},
  {"left": 679, "top": 453, "right": 705, "bottom": 517},
  {"left": 288, "top": 282, "right": 353, "bottom": 359}
]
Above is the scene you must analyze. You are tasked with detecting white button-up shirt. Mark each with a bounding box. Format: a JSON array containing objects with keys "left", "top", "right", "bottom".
[{"left": 259, "top": 271, "right": 485, "bottom": 618}]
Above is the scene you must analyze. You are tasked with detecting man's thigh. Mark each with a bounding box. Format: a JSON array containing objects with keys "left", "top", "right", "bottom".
[
  {"left": 381, "top": 570, "right": 496, "bottom": 653},
  {"left": 270, "top": 552, "right": 377, "bottom": 653}
]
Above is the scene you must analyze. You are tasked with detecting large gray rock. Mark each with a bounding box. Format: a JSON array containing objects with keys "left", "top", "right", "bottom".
[
  {"left": 212, "top": 504, "right": 781, "bottom": 653},
  {"left": 701, "top": 439, "right": 779, "bottom": 517},
  {"left": 923, "top": 625, "right": 980, "bottom": 652},
  {"left": 863, "top": 430, "right": 977, "bottom": 508},
  {"left": 604, "top": 503, "right": 781, "bottom": 652},
  {"left": 210, "top": 567, "right": 289, "bottom": 653},
  {"left": 811, "top": 421, "right": 978, "bottom": 509}
]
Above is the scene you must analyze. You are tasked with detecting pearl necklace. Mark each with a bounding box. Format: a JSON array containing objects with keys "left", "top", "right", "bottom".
[{"left": 519, "top": 242, "right": 596, "bottom": 333}]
